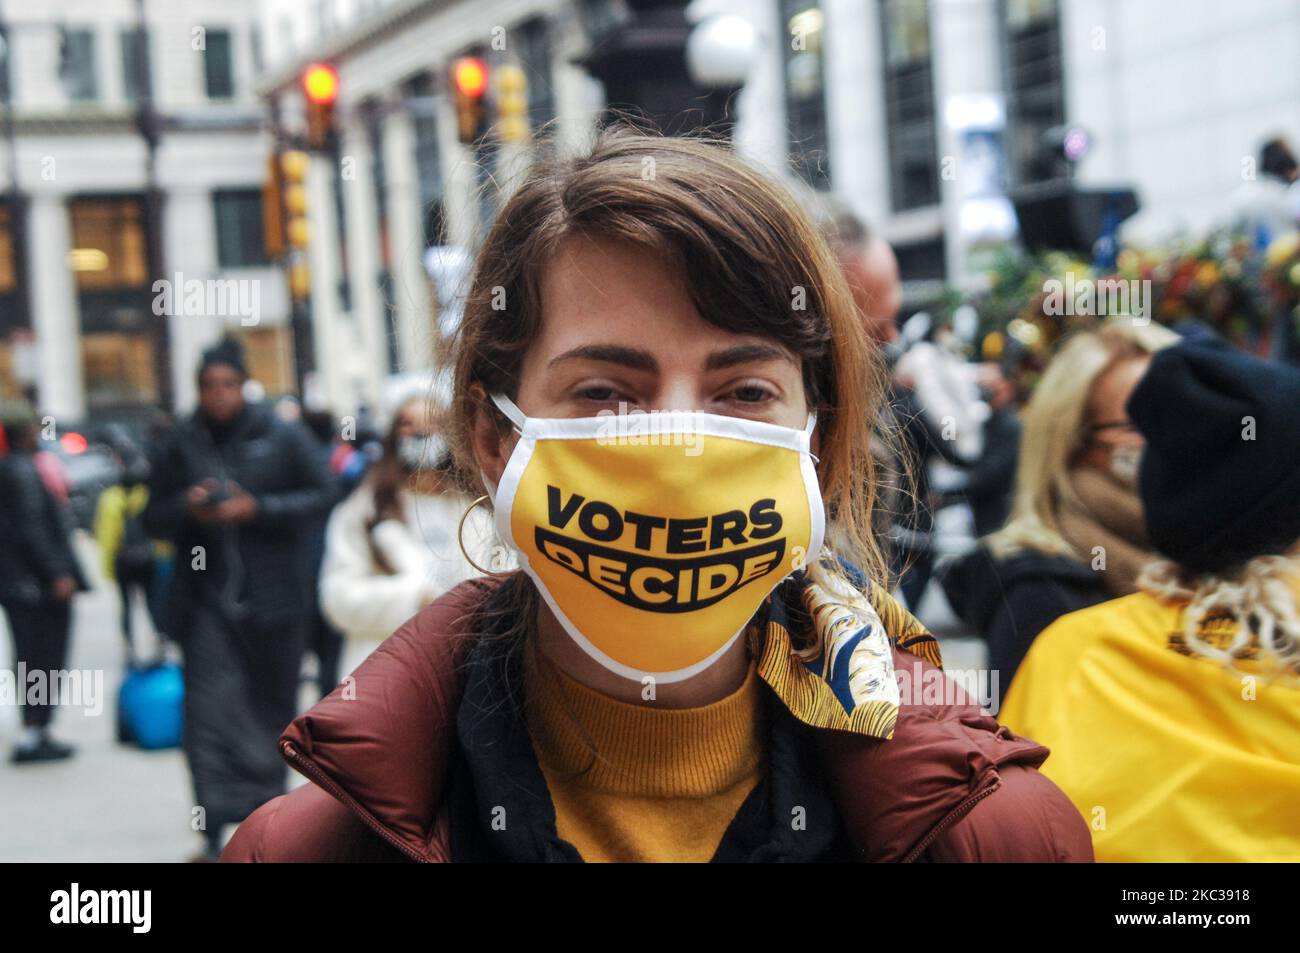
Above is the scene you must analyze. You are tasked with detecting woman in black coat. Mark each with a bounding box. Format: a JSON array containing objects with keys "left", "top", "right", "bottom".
[
  {"left": 0, "top": 404, "right": 90, "bottom": 763},
  {"left": 143, "top": 342, "right": 335, "bottom": 860}
]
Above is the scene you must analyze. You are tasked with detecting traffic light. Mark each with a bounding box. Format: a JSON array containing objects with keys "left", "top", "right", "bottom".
[
  {"left": 262, "top": 154, "right": 286, "bottom": 260},
  {"left": 278, "top": 150, "right": 312, "bottom": 300},
  {"left": 495, "top": 62, "right": 530, "bottom": 144},
  {"left": 302, "top": 62, "right": 340, "bottom": 152},
  {"left": 451, "top": 56, "right": 488, "bottom": 145}
]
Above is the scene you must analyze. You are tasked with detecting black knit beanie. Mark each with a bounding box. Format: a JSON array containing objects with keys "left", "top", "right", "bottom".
[
  {"left": 198, "top": 339, "right": 248, "bottom": 381},
  {"left": 1126, "top": 338, "right": 1300, "bottom": 574}
]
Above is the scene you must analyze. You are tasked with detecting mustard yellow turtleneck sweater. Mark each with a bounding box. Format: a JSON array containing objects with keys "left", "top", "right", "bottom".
[{"left": 523, "top": 648, "right": 766, "bottom": 863}]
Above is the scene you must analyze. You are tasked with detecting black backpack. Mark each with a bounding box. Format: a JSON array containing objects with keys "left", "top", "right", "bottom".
[{"left": 115, "top": 508, "right": 154, "bottom": 578}]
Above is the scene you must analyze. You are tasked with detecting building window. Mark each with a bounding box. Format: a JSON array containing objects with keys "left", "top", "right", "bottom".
[
  {"left": 204, "top": 28, "right": 235, "bottom": 99},
  {"left": 0, "top": 203, "right": 20, "bottom": 338},
  {"left": 69, "top": 196, "right": 158, "bottom": 409},
  {"left": 120, "top": 28, "right": 152, "bottom": 104},
  {"left": 314, "top": 0, "right": 337, "bottom": 40},
  {"left": 70, "top": 197, "right": 149, "bottom": 293},
  {"left": 1002, "top": 0, "right": 1065, "bottom": 184},
  {"left": 880, "top": 0, "right": 939, "bottom": 211},
  {"left": 236, "top": 326, "right": 295, "bottom": 396},
  {"left": 781, "top": 0, "right": 830, "bottom": 188},
  {"left": 0, "top": 27, "right": 12, "bottom": 104},
  {"left": 894, "top": 235, "right": 948, "bottom": 286},
  {"left": 405, "top": 72, "right": 446, "bottom": 246},
  {"left": 278, "top": 16, "right": 296, "bottom": 60},
  {"left": 516, "top": 17, "right": 555, "bottom": 131},
  {"left": 213, "top": 190, "right": 269, "bottom": 268},
  {"left": 59, "top": 28, "right": 99, "bottom": 102}
]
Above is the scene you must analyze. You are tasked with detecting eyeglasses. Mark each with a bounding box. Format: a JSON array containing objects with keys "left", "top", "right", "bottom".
[{"left": 1086, "top": 420, "right": 1140, "bottom": 444}]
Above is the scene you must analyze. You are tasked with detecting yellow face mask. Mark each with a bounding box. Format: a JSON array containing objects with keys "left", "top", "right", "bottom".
[{"left": 489, "top": 394, "right": 824, "bottom": 682}]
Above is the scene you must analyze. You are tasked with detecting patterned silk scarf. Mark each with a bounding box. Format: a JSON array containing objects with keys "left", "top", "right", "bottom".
[{"left": 748, "top": 571, "right": 943, "bottom": 741}]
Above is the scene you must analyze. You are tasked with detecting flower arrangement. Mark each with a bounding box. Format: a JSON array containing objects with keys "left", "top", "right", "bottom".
[
  {"left": 1262, "top": 231, "right": 1300, "bottom": 344},
  {"left": 974, "top": 230, "right": 1295, "bottom": 376}
]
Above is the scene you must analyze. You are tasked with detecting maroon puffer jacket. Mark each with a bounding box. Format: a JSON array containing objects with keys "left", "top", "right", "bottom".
[{"left": 223, "top": 579, "right": 1093, "bottom": 862}]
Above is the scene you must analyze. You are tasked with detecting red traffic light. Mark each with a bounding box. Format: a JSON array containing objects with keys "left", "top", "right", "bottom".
[
  {"left": 302, "top": 63, "right": 340, "bottom": 105},
  {"left": 452, "top": 57, "right": 489, "bottom": 99}
]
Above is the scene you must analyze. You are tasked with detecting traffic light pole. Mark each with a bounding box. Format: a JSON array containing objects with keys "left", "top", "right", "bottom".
[
  {"left": 267, "top": 95, "right": 316, "bottom": 399},
  {"left": 133, "top": 0, "right": 173, "bottom": 411}
]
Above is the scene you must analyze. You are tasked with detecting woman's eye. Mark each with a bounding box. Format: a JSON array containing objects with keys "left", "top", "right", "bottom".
[
  {"left": 730, "top": 384, "right": 774, "bottom": 404},
  {"left": 577, "top": 385, "right": 619, "bottom": 402}
]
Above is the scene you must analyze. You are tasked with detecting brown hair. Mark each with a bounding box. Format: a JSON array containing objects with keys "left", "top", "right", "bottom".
[
  {"left": 447, "top": 126, "right": 894, "bottom": 649},
  {"left": 368, "top": 395, "right": 424, "bottom": 532}
]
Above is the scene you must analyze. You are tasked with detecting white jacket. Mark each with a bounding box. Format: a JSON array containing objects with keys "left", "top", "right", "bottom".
[{"left": 319, "top": 481, "right": 500, "bottom": 643}]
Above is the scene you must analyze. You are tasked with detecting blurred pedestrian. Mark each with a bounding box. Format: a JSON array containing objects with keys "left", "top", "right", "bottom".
[
  {"left": 319, "top": 393, "right": 494, "bottom": 648},
  {"left": 143, "top": 339, "right": 334, "bottom": 860},
  {"left": 1001, "top": 339, "right": 1300, "bottom": 861},
  {"left": 941, "top": 319, "right": 1179, "bottom": 703},
  {"left": 821, "top": 207, "right": 971, "bottom": 609},
  {"left": 326, "top": 411, "right": 381, "bottom": 495},
  {"left": 1227, "top": 135, "right": 1300, "bottom": 241},
  {"left": 299, "top": 407, "right": 346, "bottom": 698},
  {"left": 0, "top": 401, "right": 90, "bottom": 763},
  {"left": 93, "top": 447, "right": 166, "bottom": 666},
  {"left": 952, "top": 362, "right": 1022, "bottom": 538}
]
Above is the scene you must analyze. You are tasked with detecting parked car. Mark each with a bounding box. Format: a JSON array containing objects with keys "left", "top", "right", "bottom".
[{"left": 43, "top": 425, "right": 124, "bottom": 532}]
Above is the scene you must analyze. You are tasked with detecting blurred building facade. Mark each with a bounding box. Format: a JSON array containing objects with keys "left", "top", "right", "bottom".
[
  {"left": 3, "top": 0, "right": 1296, "bottom": 419},
  {"left": 0, "top": 0, "right": 289, "bottom": 422},
  {"left": 256, "top": 0, "right": 604, "bottom": 417},
  {"left": 258, "top": 0, "right": 1300, "bottom": 414}
]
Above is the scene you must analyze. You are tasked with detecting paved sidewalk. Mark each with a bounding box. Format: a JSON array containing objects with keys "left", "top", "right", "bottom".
[{"left": 2, "top": 535, "right": 202, "bottom": 862}]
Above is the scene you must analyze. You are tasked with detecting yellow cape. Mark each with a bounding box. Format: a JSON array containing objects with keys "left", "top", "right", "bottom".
[{"left": 1000, "top": 588, "right": 1300, "bottom": 862}]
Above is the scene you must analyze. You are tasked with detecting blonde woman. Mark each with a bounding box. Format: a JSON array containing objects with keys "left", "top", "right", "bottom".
[
  {"left": 1001, "top": 339, "right": 1300, "bottom": 861},
  {"left": 942, "top": 318, "right": 1179, "bottom": 703},
  {"left": 223, "top": 129, "right": 1091, "bottom": 863}
]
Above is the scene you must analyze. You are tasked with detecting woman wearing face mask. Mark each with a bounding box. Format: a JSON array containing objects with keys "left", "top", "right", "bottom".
[
  {"left": 224, "top": 129, "right": 1091, "bottom": 863},
  {"left": 941, "top": 318, "right": 1180, "bottom": 707},
  {"left": 1002, "top": 339, "right": 1300, "bottom": 861},
  {"left": 318, "top": 394, "right": 496, "bottom": 649}
]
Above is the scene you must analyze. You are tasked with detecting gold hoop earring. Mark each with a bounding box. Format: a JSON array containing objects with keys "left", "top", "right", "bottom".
[{"left": 459, "top": 494, "right": 512, "bottom": 577}]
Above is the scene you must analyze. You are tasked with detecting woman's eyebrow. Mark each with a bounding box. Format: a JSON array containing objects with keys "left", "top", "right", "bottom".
[
  {"left": 547, "top": 344, "right": 659, "bottom": 372},
  {"left": 704, "top": 343, "right": 794, "bottom": 371}
]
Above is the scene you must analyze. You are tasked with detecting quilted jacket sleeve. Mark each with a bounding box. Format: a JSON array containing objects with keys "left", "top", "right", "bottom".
[
  {"left": 922, "top": 763, "right": 1095, "bottom": 862},
  {"left": 221, "top": 784, "right": 402, "bottom": 863}
]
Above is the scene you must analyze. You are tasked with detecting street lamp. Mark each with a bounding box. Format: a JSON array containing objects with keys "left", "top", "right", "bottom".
[
  {"left": 685, "top": 14, "right": 758, "bottom": 89},
  {"left": 578, "top": 0, "right": 752, "bottom": 137}
]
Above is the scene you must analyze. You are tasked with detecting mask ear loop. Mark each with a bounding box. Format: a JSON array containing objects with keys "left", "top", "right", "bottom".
[
  {"left": 805, "top": 411, "right": 820, "bottom": 465},
  {"left": 461, "top": 393, "right": 526, "bottom": 577},
  {"left": 489, "top": 392, "right": 527, "bottom": 434}
]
